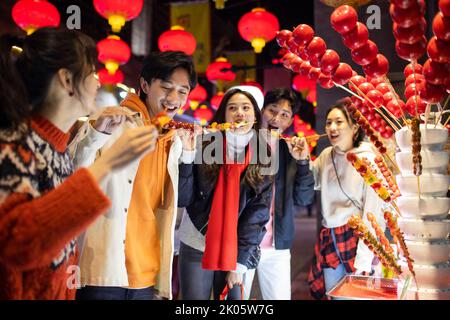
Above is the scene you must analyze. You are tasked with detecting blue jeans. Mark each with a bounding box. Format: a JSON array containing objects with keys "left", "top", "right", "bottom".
[
  {"left": 76, "top": 286, "right": 154, "bottom": 300},
  {"left": 178, "top": 242, "right": 242, "bottom": 300},
  {"left": 323, "top": 228, "right": 350, "bottom": 296}
]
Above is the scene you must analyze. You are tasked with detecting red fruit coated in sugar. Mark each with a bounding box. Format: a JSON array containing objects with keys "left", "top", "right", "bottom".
[
  {"left": 370, "top": 77, "right": 385, "bottom": 87},
  {"left": 305, "top": 37, "right": 327, "bottom": 59},
  {"left": 309, "top": 55, "right": 321, "bottom": 68},
  {"left": 427, "top": 36, "right": 450, "bottom": 64},
  {"left": 331, "top": 5, "right": 358, "bottom": 34},
  {"left": 422, "top": 59, "right": 449, "bottom": 85},
  {"left": 404, "top": 83, "right": 420, "bottom": 100},
  {"left": 395, "top": 37, "right": 427, "bottom": 61},
  {"left": 366, "top": 89, "right": 384, "bottom": 107},
  {"left": 320, "top": 49, "right": 340, "bottom": 74},
  {"left": 418, "top": 81, "right": 446, "bottom": 104},
  {"left": 432, "top": 13, "right": 450, "bottom": 41},
  {"left": 332, "top": 62, "right": 353, "bottom": 85},
  {"left": 376, "top": 83, "right": 391, "bottom": 95},
  {"left": 363, "top": 54, "right": 389, "bottom": 78},
  {"left": 276, "top": 30, "right": 292, "bottom": 48},
  {"left": 378, "top": 146, "right": 387, "bottom": 153},
  {"left": 405, "top": 73, "right": 425, "bottom": 87},
  {"left": 299, "top": 61, "right": 312, "bottom": 76},
  {"left": 358, "top": 82, "right": 375, "bottom": 95},
  {"left": 290, "top": 56, "right": 304, "bottom": 73},
  {"left": 286, "top": 37, "right": 299, "bottom": 54},
  {"left": 342, "top": 22, "right": 369, "bottom": 50},
  {"left": 393, "top": 19, "right": 426, "bottom": 44},
  {"left": 292, "top": 24, "right": 315, "bottom": 47},
  {"left": 381, "top": 126, "right": 394, "bottom": 138},
  {"left": 351, "top": 40, "right": 378, "bottom": 66},
  {"left": 392, "top": 0, "right": 421, "bottom": 9},
  {"left": 298, "top": 49, "right": 309, "bottom": 61},
  {"left": 383, "top": 91, "right": 395, "bottom": 105},
  {"left": 346, "top": 152, "right": 357, "bottom": 162},
  {"left": 406, "top": 95, "right": 427, "bottom": 115},
  {"left": 440, "top": 0, "right": 450, "bottom": 17},
  {"left": 308, "top": 67, "right": 321, "bottom": 81},
  {"left": 389, "top": 1, "right": 425, "bottom": 28},
  {"left": 386, "top": 99, "right": 405, "bottom": 116},
  {"left": 318, "top": 73, "right": 334, "bottom": 89},
  {"left": 349, "top": 75, "right": 366, "bottom": 89},
  {"left": 404, "top": 62, "right": 423, "bottom": 77},
  {"left": 281, "top": 52, "right": 297, "bottom": 69}
]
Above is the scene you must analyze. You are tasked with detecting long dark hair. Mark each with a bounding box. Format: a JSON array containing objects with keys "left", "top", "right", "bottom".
[
  {"left": 0, "top": 27, "right": 97, "bottom": 130},
  {"left": 202, "top": 88, "right": 272, "bottom": 192},
  {"left": 326, "top": 104, "right": 365, "bottom": 148}
]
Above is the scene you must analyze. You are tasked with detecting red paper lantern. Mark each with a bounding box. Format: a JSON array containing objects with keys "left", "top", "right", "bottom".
[
  {"left": 211, "top": 91, "right": 225, "bottom": 110},
  {"left": 93, "top": 0, "right": 143, "bottom": 33},
  {"left": 188, "top": 85, "right": 207, "bottom": 110},
  {"left": 98, "top": 68, "right": 124, "bottom": 85},
  {"left": 158, "top": 26, "right": 196, "bottom": 55},
  {"left": 97, "top": 35, "right": 131, "bottom": 75},
  {"left": 206, "top": 57, "right": 236, "bottom": 83},
  {"left": 12, "top": 0, "right": 60, "bottom": 35},
  {"left": 194, "top": 105, "right": 214, "bottom": 125},
  {"left": 238, "top": 8, "right": 280, "bottom": 53}
]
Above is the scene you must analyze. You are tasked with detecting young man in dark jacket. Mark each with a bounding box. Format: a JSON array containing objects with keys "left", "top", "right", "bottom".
[{"left": 243, "top": 88, "right": 315, "bottom": 300}]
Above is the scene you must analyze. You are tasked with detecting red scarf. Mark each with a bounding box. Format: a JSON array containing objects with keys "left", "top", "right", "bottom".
[{"left": 202, "top": 140, "right": 251, "bottom": 271}]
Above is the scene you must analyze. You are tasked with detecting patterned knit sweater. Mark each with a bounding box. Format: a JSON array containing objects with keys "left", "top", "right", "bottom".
[{"left": 0, "top": 116, "right": 111, "bottom": 300}]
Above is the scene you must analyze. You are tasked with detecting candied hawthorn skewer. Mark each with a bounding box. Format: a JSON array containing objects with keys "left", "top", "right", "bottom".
[
  {"left": 348, "top": 215, "right": 402, "bottom": 275},
  {"left": 367, "top": 212, "right": 394, "bottom": 255},
  {"left": 374, "top": 156, "right": 401, "bottom": 199},
  {"left": 384, "top": 211, "right": 416, "bottom": 278}
]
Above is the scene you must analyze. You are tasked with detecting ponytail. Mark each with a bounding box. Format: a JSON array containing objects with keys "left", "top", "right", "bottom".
[{"left": 0, "top": 35, "right": 30, "bottom": 130}]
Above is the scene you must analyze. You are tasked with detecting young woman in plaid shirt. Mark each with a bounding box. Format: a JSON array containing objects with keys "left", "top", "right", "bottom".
[{"left": 307, "top": 104, "right": 386, "bottom": 299}]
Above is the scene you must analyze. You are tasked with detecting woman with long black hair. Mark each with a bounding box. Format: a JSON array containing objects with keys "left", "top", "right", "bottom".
[{"left": 177, "top": 88, "right": 273, "bottom": 300}]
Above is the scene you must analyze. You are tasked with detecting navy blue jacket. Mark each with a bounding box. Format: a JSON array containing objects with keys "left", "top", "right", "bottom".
[
  {"left": 272, "top": 139, "right": 315, "bottom": 250},
  {"left": 178, "top": 160, "right": 272, "bottom": 270}
]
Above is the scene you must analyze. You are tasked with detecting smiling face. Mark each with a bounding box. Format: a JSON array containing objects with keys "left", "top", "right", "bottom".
[
  {"left": 325, "top": 107, "right": 358, "bottom": 152},
  {"left": 141, "top": 67, "right": 191, "bottom": 118},
  {"left": 261, "top": 98, "right": 294, "bottom": 134},
  {"left": 224, "top": 93, "right": 256, "bottom": 134}
]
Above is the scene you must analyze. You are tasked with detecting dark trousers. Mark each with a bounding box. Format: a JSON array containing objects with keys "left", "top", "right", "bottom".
[
  {"left": 178, "top": 241, "right": 242, "bottom": 300},
  {"left": 76, "top": 285, "right": 155, "bottom": 300}
]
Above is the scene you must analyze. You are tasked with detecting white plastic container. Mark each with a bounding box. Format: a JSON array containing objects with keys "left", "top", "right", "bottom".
[
  {"left": 396, "top": 174, "right": 449, "bottom": 197},
  {"left": 396, "top": 196, "right": 450, "bottom": 219},
  {"left": 395, "top": 124, "right": 449, "bottom": 152},
  {"left": 398, "top": 218, "right": 450, "bottom": 241},
  {"left": 396, "top": 150, "right": 449, "bottom": 174},
  {"left": 404, "top": 239, "right": 450, "bottom": 264}
]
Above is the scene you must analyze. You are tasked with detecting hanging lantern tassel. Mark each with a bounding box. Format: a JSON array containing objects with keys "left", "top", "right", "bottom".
[{"left": 214, "top": 0, "right": 227, "bottom": 9}]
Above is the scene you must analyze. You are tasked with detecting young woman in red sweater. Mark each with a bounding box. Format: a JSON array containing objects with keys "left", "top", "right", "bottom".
[{"left": 0, "top": 28, "right": 157, "bottom": 300}]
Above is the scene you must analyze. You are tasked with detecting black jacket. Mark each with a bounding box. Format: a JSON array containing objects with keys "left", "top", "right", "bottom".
[
  {"left": 178, "top": 160, "right": 272, "bottom": 270},
  {"left": 272, "top": 140, "right": 315, "bottom": 249}
]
